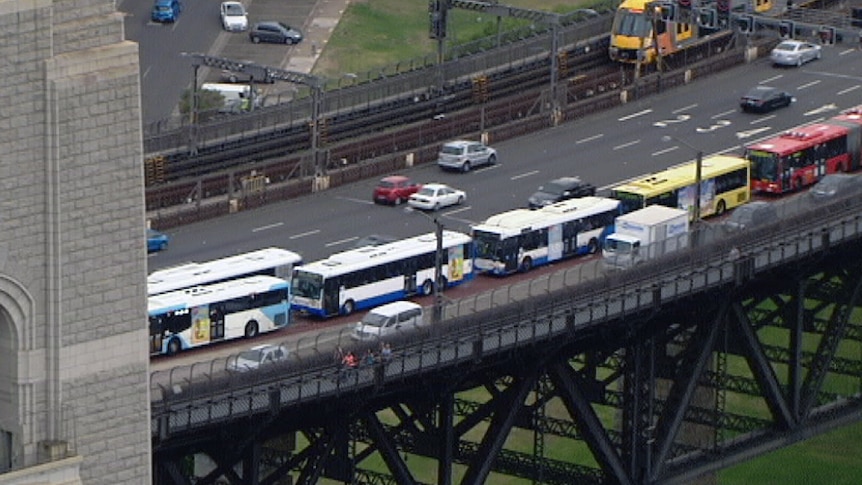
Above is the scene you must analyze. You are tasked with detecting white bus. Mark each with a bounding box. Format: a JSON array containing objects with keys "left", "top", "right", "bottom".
[
  {"left": 471, "top": 196, "right": 621, "bottom": 275},
  {"left": 291, "top": 231, "right": 473, "bottom": 318},
  {"left": 147, "top": 247, "right": 302, "bottom": 296},
  {"left": 148, "top": 275, "right": 291, "bottom": 356}
]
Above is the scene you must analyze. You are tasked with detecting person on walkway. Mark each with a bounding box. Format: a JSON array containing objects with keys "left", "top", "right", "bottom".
[{"left": 381, "top": 342, "right": 392, "bottom": 361}]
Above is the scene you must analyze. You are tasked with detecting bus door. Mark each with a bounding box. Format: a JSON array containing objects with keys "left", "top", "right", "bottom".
[
  {"left": 404, "top": 274, "right": 417, "bottom": 294},
  {"left": 501, "top": 238, "right": 520, "bottom": 273},
  {"left": 207, "top": 304, "right": 225, "bottom": 342},
  {"left": 547, "top": 224, "right": 563, "bottom": 262}
]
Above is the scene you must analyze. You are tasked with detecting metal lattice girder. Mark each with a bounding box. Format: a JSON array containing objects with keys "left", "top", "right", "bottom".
[
  {"left": 183, "top": 52, "right": 324, "bottom": 88},
  {"left": 450, "top": 0, "right": 561, "bottom": 24},
  {"left": 763, "top": 344, "right": 862, "bottom": 377},
  {"left": 363, "top": 411, "right": 415, "bottom": 485}
]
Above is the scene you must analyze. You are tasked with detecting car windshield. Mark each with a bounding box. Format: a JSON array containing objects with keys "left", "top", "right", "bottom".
[
  {"left": 416, "top": 187, "right": 436, "bottom": 196},
  {"left": 155, "top": 6, "right": 171, "bottom": 11},
  {"left": 361, "top": 313, "right": 390, "bottom": 328},
  {"left": 238, "top": 349, "right": 264, "bottom": 363},
  {"left": 541, "top": 182, "right": 571, "bottom": 196},
  {"left": 224, "top": 4, "right": 244, "bottom": 15},
  {"left": 745, "top": 87, "right": 772, "bottom": 100}
]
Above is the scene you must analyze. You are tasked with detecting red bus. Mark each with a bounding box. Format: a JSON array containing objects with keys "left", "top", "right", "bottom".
[{"left": 744, "top": 122, "right": 862, "bottom": 194}]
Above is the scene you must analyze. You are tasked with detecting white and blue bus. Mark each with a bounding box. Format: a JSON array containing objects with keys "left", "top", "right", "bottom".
[
  {"left": 291, "top": 231, "right": 473, "bottom": 318},
  {"left": 148, "top": 275, "right": 291, "bottom": 356},
  {"left": 147, "top": 247, "right": 302, "bottom": 296},
  {"left": 472, "top": 196, "right": 621, "bottom": 275}
]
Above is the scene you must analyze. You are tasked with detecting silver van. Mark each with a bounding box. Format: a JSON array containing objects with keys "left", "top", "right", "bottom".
[{"left": 350, "top": 301, "right": 424, "bottom": 341}]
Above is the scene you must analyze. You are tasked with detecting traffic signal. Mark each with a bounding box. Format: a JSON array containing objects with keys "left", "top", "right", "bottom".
[
  {"left": 737, "top": 15, "right": 754, "bottom": 34},
  {"left": 778, "top": 20, "right": 795, "bottom": 39},
  {"left": 818, "top": 26, "right": 837, "bottom": 44},
  {"left": 697, "top": 8, "right": 716, "bottom": 28},
  {"left": 429, "top": 0, "right": 447, "bottom": 40},
  {"left": 659, "top": 2, "right": 676, "bottom": 21}
]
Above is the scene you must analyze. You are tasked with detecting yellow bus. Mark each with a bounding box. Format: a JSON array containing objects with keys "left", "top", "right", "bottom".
[
  {"left": 609, "top": 155, "right": 751, "bottom": 219},
  {"left": 608, "top": 0, "right": 697, "bottom": 64}
]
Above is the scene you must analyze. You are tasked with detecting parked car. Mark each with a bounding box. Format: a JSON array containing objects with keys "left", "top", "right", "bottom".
[
  {"left": 350, "top": 301, "right": 424, "bottom": 342},
  {"left": 147, "top": 228, "right": 169, "bottom": 253},
  {"left": 219, "top": 69, "right": 274, "bottom": 84},
  {"left": 249, "top": 21, "right": 303, "bottom": 45},
  {"left": 527, "top": 176, "right": 596, "bottom": 209},
  {"left": 437, "top": 140, "right": 497, "bottom": 172},
  {"left": 808, "top": 173, "right": 862, "bottom": 201},
  {"left": 227, "top": 344, "right": 289, "bottom": 372},
  {"left": 770, "top": 40, "right": 821, "bottom": 67},
  {"left": 740, "top": 86, "right": 793, "bottom": 114},
  {"left": 151, "top": 0, "right": 181, "bottom": 22},
  {"left": 408, "top": 183, "right": 466, "bottom": 211},
  {"left": 373, "top": 175, "right": 421, "bottom": 205},
  {"left": 721, "top": 201, "right": 777, "bottom": 233},
  {"left": 220, "top": 1, "right": 248, "bottom": 31}
]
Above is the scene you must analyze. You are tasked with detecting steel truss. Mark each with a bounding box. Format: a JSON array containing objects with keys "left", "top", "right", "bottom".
[{"left": 154, "top": 241, "right": 862, "bottom": 485}]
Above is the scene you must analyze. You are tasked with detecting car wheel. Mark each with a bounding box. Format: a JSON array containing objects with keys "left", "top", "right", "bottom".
[
  {"left": 433, "top": 202, "right": 440, "bottom": 211},
  {"left": 796, "top": 57, "right": 802, "bottom": 67},
  {"left": 252, "top": 36, "right": 261, "bottom": 44},
  {"left": 342, "top": 300, "right": 355, "bottom": 315},
  {"left": 167, "top": 338, "right": 181, "bottom": 356},
  {"left": 394, "top": 197, "right": 403, "bottom": 205},
  {"left": 487, "top": 154, "right": 497, "bottom": 165},
  {"left": 461, "top": 161, "right": 471, "bottom": 173},
  {"left": 457, "top": 195, "right": 464, "bottom": 205},
  {"left": 816, "top": 51, "right": 821, "bottom": 60},
  {"left": 284, "top": 37, "right": 292, "bottom": 45},
  {"left": 159, "top": 241, "right": 168, "bottom": 251},
  {"left": 420, "top": 279, "right": 434, "bottom": 296},
  {"left": 244, "top": 321, "right": 259, "bottom": 338}
]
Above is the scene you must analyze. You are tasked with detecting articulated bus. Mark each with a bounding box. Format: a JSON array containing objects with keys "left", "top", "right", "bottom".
[
  {"left": 608, "top": 0, "right": 697, "bottom": 64},
  {"left": 609, "top": 155, "right": 751, "bottom": 219},
  {"left": 148, "top": 275, "right": 291, "bottom": 356},
  {"left": 290, "top": 231, "right": 473, "bottom": 318},
  {"left": 472, "top": 196, "right": 622, "bottom": 276},
  {"left": 147, "top": 247, "right": 302, "bottom": 296},
  {"left": 745, "top": 110, "right": 862, "bottom": 195}
]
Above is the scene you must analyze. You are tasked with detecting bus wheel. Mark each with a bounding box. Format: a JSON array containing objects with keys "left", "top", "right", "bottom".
[
  {"left": 519, "top": 257, "right": 533, "bottom": 272},
  {"left": 588, "top": 238, "right": 599, "bottom": 254},
  {"left": 715, "top": 200, "right": 727, "bottom": 216},
  {"left": 420, "top": 279, "right": 434, "bottom": 296},
  {"left": 342, "top": 300, "right": 355, "bottom": 315},
  {"left": 244, "top": 321, "right": 259, "bottom": 338},
  {"left": 167, "top": 338, "right": 181, "bottom": 356}
]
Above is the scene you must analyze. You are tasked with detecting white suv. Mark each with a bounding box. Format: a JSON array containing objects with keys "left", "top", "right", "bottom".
[
  {"left": 437, "top": 140, "right": 497, "bottom": 173},
  {"left": 351, "top": 301, "right": 424, "bottom": 341}
]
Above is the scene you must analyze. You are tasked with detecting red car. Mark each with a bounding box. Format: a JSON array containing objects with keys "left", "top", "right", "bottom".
[{"left": 373, "top": 175, "right": 421, "bottom": 205}]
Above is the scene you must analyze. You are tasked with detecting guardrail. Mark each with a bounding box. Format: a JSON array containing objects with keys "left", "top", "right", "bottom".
[{"left": 151, "top": 191, "right": 862, "bottom": 439}]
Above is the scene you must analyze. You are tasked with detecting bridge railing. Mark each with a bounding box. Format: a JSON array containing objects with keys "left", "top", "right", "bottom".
[{"left": 151, "top": 192, "right": 862, "bottom": 437}]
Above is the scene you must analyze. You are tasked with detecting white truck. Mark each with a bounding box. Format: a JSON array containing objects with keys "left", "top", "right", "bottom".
[{"left": 602, "top": 205, "right": 690, "bottom": 270}]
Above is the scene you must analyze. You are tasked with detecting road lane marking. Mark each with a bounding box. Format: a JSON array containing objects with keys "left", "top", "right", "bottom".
[
  {"left": 252, "top": 222, "right": 283, "bottom": 232},
  {"left": 750, "top": 115, "right": 775, "bottom": 124},
  {"left": 760, "top": 74, "right": 783, "bottom": 84},
  {"left": 673, "top": 104, "right": 697, "bottom": 114},
  {"left": 511, "top": 170, "right": 539, "bottom": 180},
  {"left": 336, "top": 196, "right": 375, "bottom": 205},
  {"left": 290, "top": 229, "right": 320, "bottom": 240},
  {"left": 712, "top": 109, "right": 736, "bottom": 119},
  {"left": 838, "top": 85, "right": 861, "bottom": 95},
  {"left": 613, "top": 140, "right": 640, "bottom": 150},
  {"left": 326, "top": 237, "right": 358, "bottom": 247},
  {"left": 618, "top": 109, "right": 652, "bottom": 121},
  {"left": 576, "top": 133, "right": 603, "bottom": 144},
  {"left": 652, "top": 146, "right": 679, "bottom": 157},
  {"left": 797, "top": 80, "right": 821, "bottom": 90},
  {"left": 443, "top": 206, "right": 471, "bottom": 216}
]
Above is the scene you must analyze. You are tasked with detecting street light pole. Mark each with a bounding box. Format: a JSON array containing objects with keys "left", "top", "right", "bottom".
[{"left": 405, "top": 207, "right": 445, "bottom": 323}]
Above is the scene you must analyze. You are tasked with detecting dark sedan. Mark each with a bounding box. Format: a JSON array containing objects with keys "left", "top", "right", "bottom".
[{"left": 740, "top": 86, "right": 793, "bottom": 114}]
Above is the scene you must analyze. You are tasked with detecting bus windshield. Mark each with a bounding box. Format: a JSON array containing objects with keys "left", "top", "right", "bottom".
[
  {"left": 473, "top": 231, "right": 502, "bottom": 259},
  {"left": 610, "top": 190, "right": 644, "bottom": 214},
  {"left": 292, "top": 270, "right": 323, "bottom": 299},
  {"left": 746, "top": 150, "right": 779, "bottom": 181}
]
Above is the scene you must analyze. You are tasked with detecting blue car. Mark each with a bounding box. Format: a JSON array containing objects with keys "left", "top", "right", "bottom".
[
  {"left": 147, "top": 229, "right": 169, "bottom": 253},
  {"left": 151, "top": 0, "right": 181, "bottom": 23}
]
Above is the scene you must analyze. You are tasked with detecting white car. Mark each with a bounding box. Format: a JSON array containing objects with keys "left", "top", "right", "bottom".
[
  {"left": 220, "top": 1, "right": 248, "bottom": 32},
  {"left": 350, "top": 301, "right": 424, "bottom": 342},
  {"left": 437, "top": 140, "right": 497, "bottom": 172},
  {"left": 227, "top": 344, "right": 288, "bottom": 372},
  {"left": 770, "top": 40, "right": 821, "bottom": 67},
  {"left": 408, "top": 183, "right": 466, "bottom": 211}
]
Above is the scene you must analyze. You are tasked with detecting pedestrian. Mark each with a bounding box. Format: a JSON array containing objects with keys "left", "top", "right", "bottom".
[
  {"left": 363, "top": 348, "right": 377, "bottom": 365},
  {"left": 333, "top": 346, "right": 345, "bottom": 364},
  {"left": 381, "top": 342, "right": 392, "bottom": 361},
  {"left": 342, "top": 351, "right": 358, "bottom": 368}
]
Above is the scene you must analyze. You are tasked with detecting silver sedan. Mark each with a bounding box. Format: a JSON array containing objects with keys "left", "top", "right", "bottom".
[
  {"left": 407, "top": 183, "right": 466, "bottom": 211},
  {"left": 770, "top": 40, "right": 821, "bottom": 67}
]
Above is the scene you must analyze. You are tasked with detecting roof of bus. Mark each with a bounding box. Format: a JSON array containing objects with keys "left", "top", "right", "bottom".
[
  {"left": 745, "top": 123, "right": 849, "bottom": 155},
  {"left": 148, "top": 275, "right": 289, "bottom": 315},
  {"left": 147, "top": 247, "right": 302, "bottom": 295},
  {"left": 611, "top": 155, "right": 749, "bottom": 198},
  {"left": 831, "top": 106, "right": 862, "bottom": 126},
  {"left": 294, "top": 230, "right": 472, "bottom": 278},
  {"left": 617, "top": 0, "right": 650, "bottom": 11},
  {"left": 471, "top": 196, "right": 620, "bottom": 238}
]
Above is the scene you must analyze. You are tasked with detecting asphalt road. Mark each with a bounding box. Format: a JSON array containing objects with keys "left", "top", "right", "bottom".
[
  {"left": 120, "top": 0, "right": 318, "bottom": 123},
  {"left": 148, "top": 44, "right": 862, "bottom": 271}
]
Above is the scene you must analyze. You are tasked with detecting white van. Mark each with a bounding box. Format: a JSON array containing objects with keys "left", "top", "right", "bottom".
[
  {"left": 200, "top": 82, "right": 262, "bottom": 110},
  {"left": 350, "top": 301, "right": 424, "bottom": 341}
]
